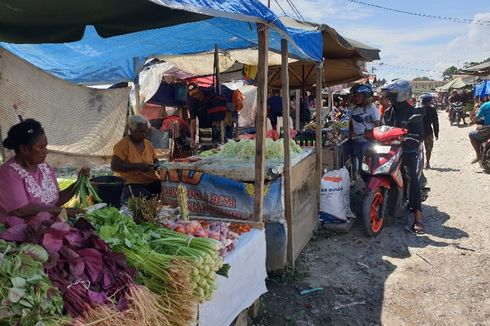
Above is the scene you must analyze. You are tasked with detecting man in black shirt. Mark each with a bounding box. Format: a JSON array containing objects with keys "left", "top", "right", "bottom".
[
  {"left": 382, "top": 79, "right": 425, "bottom": 234},
  {"left": 187, "top": 83, "right": 219, "bottom": 146},
  {"left": 419, "top": 94, "right": 439, "bottom": 169}
]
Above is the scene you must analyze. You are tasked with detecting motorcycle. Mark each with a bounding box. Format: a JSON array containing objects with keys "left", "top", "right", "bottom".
[
  {"left": 449, "top": 102, "right": 465, "bottom": 127},
  {"left": 360, "top": 114, "right": 429, "bottom": 236},
  {"left": 476, "top": 120, "right": 490, "bottom": 173}
]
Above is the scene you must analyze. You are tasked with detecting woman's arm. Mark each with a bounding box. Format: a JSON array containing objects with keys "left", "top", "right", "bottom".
[
  {"left": 111, "top": 155, "right": 151, "bottom": 172},
  {"left": 9, "top": 204, "right": 61, "bottom": 217},
  {"left": 57, "top": 182, "right": 78, "bottom": 206}
]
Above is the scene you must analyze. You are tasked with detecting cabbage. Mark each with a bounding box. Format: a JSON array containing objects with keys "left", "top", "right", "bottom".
[{"left": 205, "top": 139, "right": 303, "bottom": 160}]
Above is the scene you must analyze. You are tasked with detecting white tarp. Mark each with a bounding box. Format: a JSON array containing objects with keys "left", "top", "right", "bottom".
[
  {"left": 0, "top": 48, "right": 129, "bottom": 159},
  {"left": 198, "top": 228, "right": 267, "bottom": 326}
]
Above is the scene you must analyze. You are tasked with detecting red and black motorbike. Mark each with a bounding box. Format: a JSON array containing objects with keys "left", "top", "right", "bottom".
[{"left": 360, "top": 116, "right": 429, "bottom": 236}]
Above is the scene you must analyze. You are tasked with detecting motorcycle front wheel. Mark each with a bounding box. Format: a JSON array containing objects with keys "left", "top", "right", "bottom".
[{"left": 362, "top": 188, "right": 385, "bottom": 237}]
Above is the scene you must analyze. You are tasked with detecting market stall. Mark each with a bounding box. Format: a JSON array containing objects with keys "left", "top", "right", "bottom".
[{"left": 158, "top": 146, "right": 318, "bottom": 271}]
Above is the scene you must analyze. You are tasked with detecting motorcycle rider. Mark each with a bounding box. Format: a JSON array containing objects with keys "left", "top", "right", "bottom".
[
  {"left": 345, "top": 83, "right": 380, "bottom": 172},
  {"left": 469, "top": 101, "right": 490, "bottom": 164},
  {"left": 381, "top": 79, "right": 426, "bottom": 234},
  {"left": 419, "top": 93, "right": 439, "bottom": 169}
]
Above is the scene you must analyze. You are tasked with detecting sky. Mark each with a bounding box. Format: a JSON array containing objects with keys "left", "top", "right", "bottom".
[{"left": 260, "top": 0, "right": 490, "bottom": 81}]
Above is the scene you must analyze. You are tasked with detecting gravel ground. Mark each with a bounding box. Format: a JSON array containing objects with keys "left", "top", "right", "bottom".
[{"left": 255, "top": 114, "right": 490, "bottom": 326}]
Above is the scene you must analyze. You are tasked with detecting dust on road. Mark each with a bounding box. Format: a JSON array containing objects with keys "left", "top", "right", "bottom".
[{"left": 255, "top": 116, "right": 490, "bottom": 326}]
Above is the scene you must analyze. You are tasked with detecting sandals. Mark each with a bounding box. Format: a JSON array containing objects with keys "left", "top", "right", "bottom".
[{"left": 404, "top": 222, "right": 425, "bottom": 235}]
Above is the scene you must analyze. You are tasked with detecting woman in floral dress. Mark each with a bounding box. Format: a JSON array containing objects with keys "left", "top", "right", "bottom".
[{"left": 0, "top": 119, "right": 87, "bottom": 227}]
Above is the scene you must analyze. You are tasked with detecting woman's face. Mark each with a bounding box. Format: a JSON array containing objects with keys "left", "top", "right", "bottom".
[
  {"left": 130, "top": 124, "right": 148, "bottom": 142},
  {"left": 20, "top": 134, "right": 48, "bottom": 165}
]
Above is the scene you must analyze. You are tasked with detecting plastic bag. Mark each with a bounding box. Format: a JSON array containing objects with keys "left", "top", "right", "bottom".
[{"left": 319, "top": 168, "right": 354, "bottom": 223}]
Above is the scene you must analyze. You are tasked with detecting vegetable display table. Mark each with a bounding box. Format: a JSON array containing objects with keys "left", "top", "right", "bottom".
[
  {"left": 159, "top": 148, "right": 319, "bottom": 272},
  {"left": 198, "top": 228, "right": 267, "bottom": 326}
]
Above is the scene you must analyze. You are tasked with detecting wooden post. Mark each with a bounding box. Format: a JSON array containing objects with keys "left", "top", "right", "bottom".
[
  {"left": 315, "top": 62, "right": 323, "bottom": 179},
  {"left": 281, "top": 39, "right": 294, "bottom": 267},
  {"left": 254, "top": 24, "right": 269, "bottom": 227},
  {"left": 0, "top": 124, "right": 5, "bottom": 160},
  {"left": 214, "top": 44, "right": 225, "bottom": 144},
  {"left": 133, "top": 58, "right": 142, "bottom": 115},
  {"left": 295, "top": 89, "right": 300, "bottom": 130}
]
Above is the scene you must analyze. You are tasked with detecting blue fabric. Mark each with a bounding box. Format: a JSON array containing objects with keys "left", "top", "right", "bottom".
[
  {"left": 0, "top": 17, "right": 322, "bottom": 85},
  {"left": 474, "top": 80, "right": 490, "bottom": 98},
  {"left": 477, "top": 102, "right": 490, "bottom": 125}
]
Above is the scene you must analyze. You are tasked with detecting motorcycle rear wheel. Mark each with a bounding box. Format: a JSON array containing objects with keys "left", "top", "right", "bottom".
[{"left": 362, "top": 188, "right": 385, "bottom": 237}]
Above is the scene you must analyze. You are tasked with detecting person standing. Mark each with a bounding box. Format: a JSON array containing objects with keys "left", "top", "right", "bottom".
[
  {"left": 267, "top": 90, "right": 283, "bottom": 131},
  {"left": 382, "top": 79, "right": 425, "bottom": 234},
  {"left": 345, "top": 84, "right": 380, "bottom": 171},
  {"left": 419, "top": 94, "right": 439, "bottom": 169}
]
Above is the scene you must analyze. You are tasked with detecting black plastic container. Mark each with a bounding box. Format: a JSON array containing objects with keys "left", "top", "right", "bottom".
[{"left": 90, "top": 176, "right": 125, "bottom": 208}]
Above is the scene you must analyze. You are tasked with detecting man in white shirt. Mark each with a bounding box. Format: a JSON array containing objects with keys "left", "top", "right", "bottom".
[{"left": 345, "top": 84, "right": 380, "bottom": 172}]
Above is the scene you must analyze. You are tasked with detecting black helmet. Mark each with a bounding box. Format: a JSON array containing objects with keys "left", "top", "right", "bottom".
[{"left": 420, "top": 93, "right": 433, "bottom": 105}]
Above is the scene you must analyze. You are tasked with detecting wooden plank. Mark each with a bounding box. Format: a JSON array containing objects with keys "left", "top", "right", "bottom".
[
  {"left": 290, "top": 153, "right": 319, "bottom": 260},
  {"left": 295, "top": 89, "right": 300, "bottom": 130},
  {"left": 281, "top": 39, "right": 294, "bottom": 267},
  {"left": 254, "top": 24, "right": 269, "bottom": 226},
  {"left": 189, "top": 215, "right": 264, "bottom": 229},
  {"left": 315, "top": 62, "right": 323, "bottom": 182}
]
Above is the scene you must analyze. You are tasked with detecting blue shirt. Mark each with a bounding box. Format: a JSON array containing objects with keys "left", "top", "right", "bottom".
[{"left": 477, "top": 102, "right": 490, "bottom": 125}]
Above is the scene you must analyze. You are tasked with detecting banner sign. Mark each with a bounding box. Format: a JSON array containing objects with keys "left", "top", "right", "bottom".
[{"left": 160, "top": 169, "right": 282, "bottom": 222}]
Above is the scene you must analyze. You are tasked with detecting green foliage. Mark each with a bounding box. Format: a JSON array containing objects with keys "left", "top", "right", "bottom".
[
  {"left": 0, "top": 240, "right": 65, "bottom": 326},
  {"left": 443, "top": 66, "right": 459, "bottom": 80},
  {"left": 413, "top": 76, "right": 433, "bottom": 81}
]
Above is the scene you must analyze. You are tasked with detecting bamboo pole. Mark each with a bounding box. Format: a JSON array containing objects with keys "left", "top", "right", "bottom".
[
  {"left": 281, "top": 39, "right": 294, "bottom": 267},
  {"left": 214, "top": 44, "right": 225, "bottom": 144},
  {"left": 295, "top": 89, "right": 300, "bottom": 130},
  {"left": 254, "top": 24, "right": 269, "bottom": 227},
  {"left": 315, "top": 62, "right": 323, "bottom": 180}
]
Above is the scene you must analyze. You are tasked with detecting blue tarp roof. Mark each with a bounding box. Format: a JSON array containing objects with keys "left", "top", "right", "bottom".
[
  {"left": 474, "top": 80, "right": 490, "bottom": 98},
  {"left": 0, "top": 17, "right": 322, "bottom": 85}
]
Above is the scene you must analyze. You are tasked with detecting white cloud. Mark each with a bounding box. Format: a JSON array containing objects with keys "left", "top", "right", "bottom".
[
  {"left": 467, "top": 12, "right": 490, "bottom": 51},
  {"left": 263, "top": 1, "right": 490, "bottom": 81}
]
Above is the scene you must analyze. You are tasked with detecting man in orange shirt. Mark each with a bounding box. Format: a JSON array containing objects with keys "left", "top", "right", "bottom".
[{"left": 111, "top": 115, "right": 160, "bottom": 204}]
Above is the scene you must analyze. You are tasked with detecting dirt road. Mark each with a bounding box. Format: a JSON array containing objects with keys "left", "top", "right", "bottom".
[{"left": 255, "top": 116, "right": 490, "bottom": 326}]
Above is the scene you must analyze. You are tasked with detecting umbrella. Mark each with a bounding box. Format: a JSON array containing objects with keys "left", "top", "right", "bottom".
[{"left": 0, "top": 0, "right": 284, "bottom": 44}]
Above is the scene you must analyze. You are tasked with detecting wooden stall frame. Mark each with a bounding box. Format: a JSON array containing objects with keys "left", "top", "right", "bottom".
[
  {"left": 253, "top": 24, "right": 269, "bottom": 229},
  {"left": 315, "top": 62, "right": 323, "bottom": 178},
  {"left": 281, "top": 39, "right": 295, "bottom": 267}
]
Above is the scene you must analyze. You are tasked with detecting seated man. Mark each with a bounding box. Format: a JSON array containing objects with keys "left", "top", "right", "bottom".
[
  {"left": 111, "top": 115, "right": 160, "bottom": 204},
  {"left": 469, "top": 101, "right": 490, "bottom": 164}
]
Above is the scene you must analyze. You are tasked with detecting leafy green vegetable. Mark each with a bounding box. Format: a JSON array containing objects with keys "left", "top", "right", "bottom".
[
  {"left": 0, "top": 240, "right": 65, "bottom": 326},
  {"left": 202, "top": 139, "right": 303, "bottom": 160}
]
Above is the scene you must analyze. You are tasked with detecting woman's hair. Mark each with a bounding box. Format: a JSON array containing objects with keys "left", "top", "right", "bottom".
[
  {"left": 2, "top": 119, "right": 45, "bottom": 152},
  {"left": 128, "top": 115, "right": 149, "bottom": 131}
]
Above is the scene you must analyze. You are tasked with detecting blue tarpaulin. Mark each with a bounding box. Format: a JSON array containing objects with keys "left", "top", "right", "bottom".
[
  {"left": 0, "top": 16, "right": 322, "bottom": 85},
  {"left": 474, "top": 80, "right": 490, "bottom": 98}
]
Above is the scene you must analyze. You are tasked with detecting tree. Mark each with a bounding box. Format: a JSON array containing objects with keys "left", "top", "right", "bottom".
[
  {"left": 413, "top": 76, "right": 433, "bottom": 81},
  {"left": 442, "top": 66, "right": 459, "bottom": 80}
]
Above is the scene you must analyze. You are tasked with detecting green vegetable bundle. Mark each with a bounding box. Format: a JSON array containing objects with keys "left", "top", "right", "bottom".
[
  {"left": 83, "top": 208, "right": 196, "bottom": 325},
  {"left": 146, "top": 227, "right": 223, "bottom": 303},
  {"left": 65, "top": 175, "right": 102, "bottom": 208},
  {"left": 0, "top": 240, "right": 67, "bottom": 326}
]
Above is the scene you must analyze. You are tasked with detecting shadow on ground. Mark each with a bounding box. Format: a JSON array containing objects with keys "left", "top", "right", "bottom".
[{"left": 254, "top": 197, "right": 467, "bottom": 326}]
